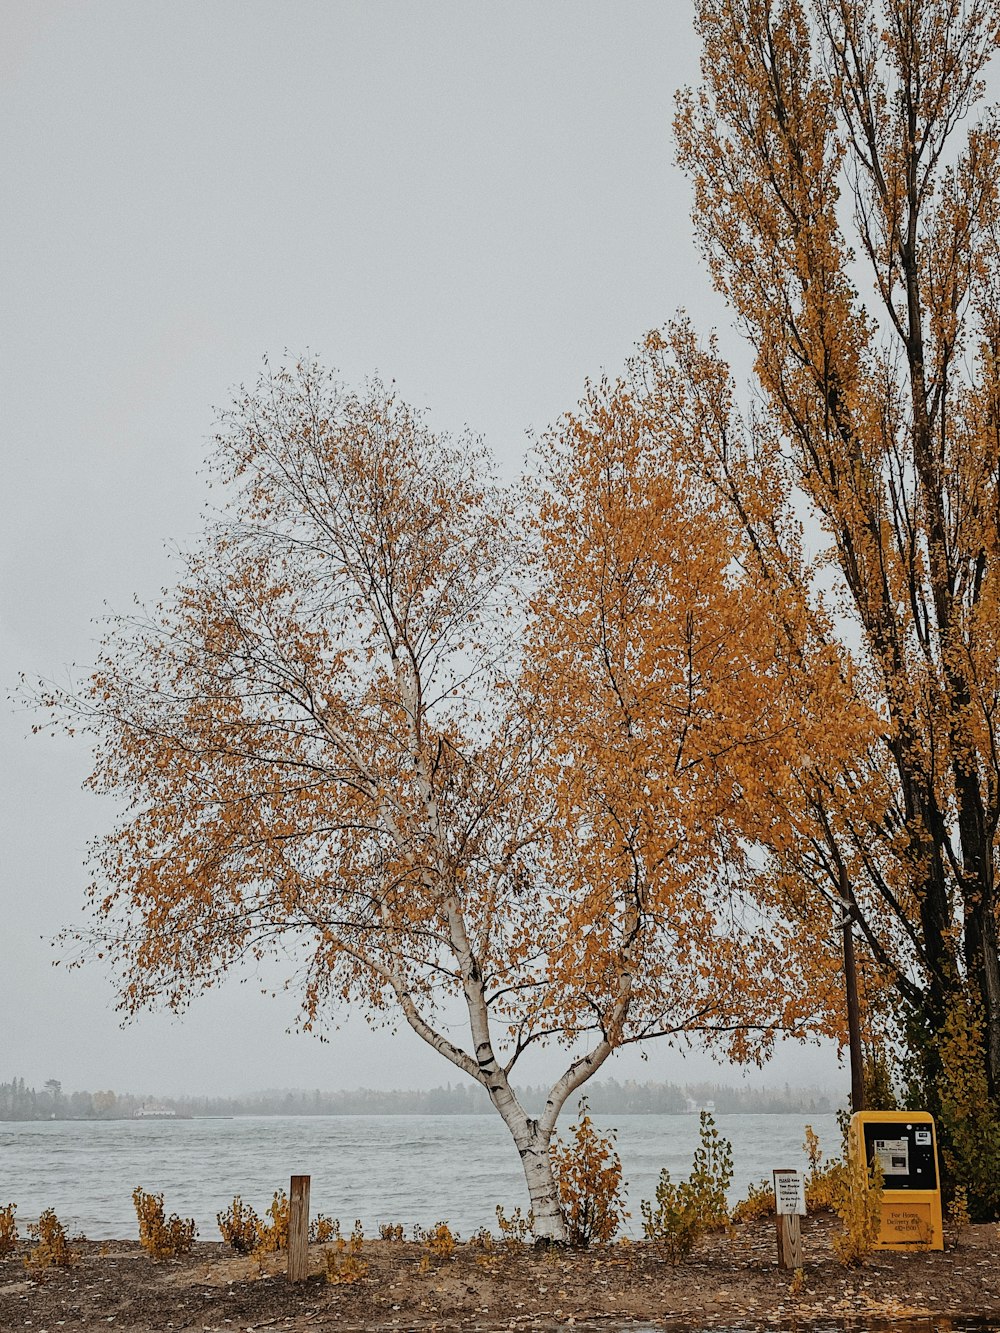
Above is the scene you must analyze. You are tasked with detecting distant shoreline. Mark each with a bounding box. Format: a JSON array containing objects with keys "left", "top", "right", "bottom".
[
  {"left": 1, "top": 1075, "right": 842, "bottom": 1123},
  {"left": 2, "top": 1106, "right": 838, "bottom": 1125}
]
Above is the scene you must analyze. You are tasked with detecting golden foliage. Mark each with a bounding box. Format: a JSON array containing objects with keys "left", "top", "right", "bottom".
[
  {"left": 217, "top": 1190, "right": 333, "bottom": 1253},
  {"left": 47, "top": 361, "right": 835, "bottom": 1243},
  {"left": 550, "top": 1099, "right": 628, "bottom": 1246},
  {"left": 417, "top": 1221, "right": 456, "bottom": 1271},
  {"left": 252, "top": 1189, "right": 289, "bottom": 1256},
  {"left": 494, "top": 1205, "right": 533, "bottom": 1251},
  {"left": 424, "top": 1221, "right": 456, "bottom": 1258},
  {"left": 803, "top": 1124, "right": 839, "bottom": 1214},
  {"left": 949, "top": 1189, "right": 976, "bottom": 1247},
  {"left": 947, "top": 1186, "right": 972, "bottom": 1249},
  {"left": 217, "top": 1196, "right": 261, "bottom": 1254},
  {"left": 528, "top": 361, "right": 848, "bottom": 1059},
  {"left": 0, "top": 1203, "right": 17, "bottom": 1259},
  {"left": 132, "top": 1187, "right": 196, "bottom": 1260},
  {"left": 24, "top": 1209, "right": 77, "bottom": 1271},
  {"left": 310, "top": 1213, "right": 337, "bottom": 1244},
  {"left": 730, "top": 1179, "right": 774, "bottom": 1225},
  {"left": 324, "top": 1219, "right": 366, "bottom": 1285},
  {"left": 831, "top": 1144, "right": 884, "bottom": 1267},
  {"left": 932, "top": 992, "right": 1000, "bottom": 1217},
  {"left": 671, "top": 0, "right": 1000, "bottom": 1196}
]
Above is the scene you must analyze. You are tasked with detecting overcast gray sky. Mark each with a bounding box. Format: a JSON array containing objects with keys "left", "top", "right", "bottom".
[{"left": 1, "top": 0, "right": 845, "bottom": 1098}]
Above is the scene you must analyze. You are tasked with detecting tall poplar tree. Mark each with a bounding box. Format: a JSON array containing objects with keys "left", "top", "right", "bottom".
[{"left": 672, "top": 0, "right": 1000, "bottom": 1210}]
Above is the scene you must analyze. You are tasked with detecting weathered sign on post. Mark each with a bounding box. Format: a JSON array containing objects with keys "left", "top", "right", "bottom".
[
  {"left": 772, "top": 1168, "right": 805, "bottom": 1270},
  {"left": 288, "top": 1174, "right": 311, "bottom": 1282}
]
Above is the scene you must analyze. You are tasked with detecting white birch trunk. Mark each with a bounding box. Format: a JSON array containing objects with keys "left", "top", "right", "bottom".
[
  {"left": 387, "top": 645, "right": 640, "bottom": 1244},
  {"left": 503, "top": 1114, "right": 564, "bottom": 1242}
]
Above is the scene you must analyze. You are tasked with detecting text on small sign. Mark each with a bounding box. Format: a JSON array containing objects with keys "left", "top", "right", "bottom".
[{"left": 773, "top": 1168, "right": 806, "bottom": 1216}]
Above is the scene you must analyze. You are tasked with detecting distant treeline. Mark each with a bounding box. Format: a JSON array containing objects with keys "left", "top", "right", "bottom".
[
  {"left": 0, "top": 1078, "right": 131, "bottom": 1122},
  {"left": 1, "top": 1075, "right": 838, "bottom": 1121}
]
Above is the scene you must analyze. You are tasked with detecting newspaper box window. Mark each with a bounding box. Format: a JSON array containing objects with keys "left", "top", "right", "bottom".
[{"left": 872, "top": 1138, "right": 908, "bottom": 1177}]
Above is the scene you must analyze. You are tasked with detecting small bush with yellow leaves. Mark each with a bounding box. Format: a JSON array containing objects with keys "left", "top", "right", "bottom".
[
  {"left": 217, "top": 1195, "right": 262, "bottom": 1254},
  {"left": 253, "top": 1189, "right": 289, "bottom": 1256},
  {"left": 494, "top": 1204, "right": 532, "bottom": 1250},
  {"left": 803, "top": 1124, "right": 839, "bottom": 1213},
  {"left": 551, "top": 1098, "right": 629, "bottom": 1246},
  {"left": 418, "top": 1220, "right": 456, "bottom": 1271},
  {"left": 132, "top": 1187, "right": 197, "bottom": 1260},
  {"left": 731, "top": 1178, "right": 774, "bottom": 1224},
  {"left": 310, "top": 1213, "right": 337, "bottom": 1244},
  {"left": 324, "top": 1219, "right": 366, "bottom": 1284},
  {"left": 24, "top": 1208, "right": 76, "bottom": 1270},
  {"left": 0, "top": 1203, "right": 17, "bottom": 1259},
  {"left": 947, "top": 1186, "right": 972, "bottom": 1248},
  {"left": 641, "top": 1112, "right": 733, "bottom": 1264},
  {"left": 831, "top": 1145, "right": 884, "bottom": 1266}
]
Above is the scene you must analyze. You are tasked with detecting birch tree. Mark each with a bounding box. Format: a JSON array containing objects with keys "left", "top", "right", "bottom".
[{"left": 43, "top": 362, "right": 831, "bottom": 1240}]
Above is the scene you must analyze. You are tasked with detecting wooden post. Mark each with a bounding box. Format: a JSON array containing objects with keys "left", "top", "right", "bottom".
[
  {"left": 775, "top": 1213, "right": 803, "bottom": 1270},
  {"left": 287, "top": 1174, "right": 311, "bottom": 1282},
  {"left": 772, "top": 1168, "right": 805, "bottom": 1271}
]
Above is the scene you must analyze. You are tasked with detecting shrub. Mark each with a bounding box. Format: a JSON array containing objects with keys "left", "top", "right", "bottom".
[
  {"left": 931, "top": 993, "right": 1000, "bottom": 1219},
  {"left": 310, "top": 1213, "right": 337, "bottom": 1244},
  {"left": 830, "top": 1140, "right": 884, "bottom": 1266},
  {"left": 0, "top": 1204, "right": 17, "bottom": 1259},
  {"left": 324, "top": 1219, "right": 366, "bottom": 1284},
  {"left": 731, "top": 1179, "right": 774, "bottom": 1224},
  {"left": 475, "top": 1220, "right": 507, "bottom": 1273},
  {"left": 132, "top": 1187, "right": 197, "bottom": 1260},
  {"left": 24, "top": 1209, "right": 77, "bottom": 1270},
  {"left": 640, "top": 1174, "right": 705, "bottom": 1264},
  {"left": 687, "top": 1110, "right": 733, "bottom": 1229},
  {"left": 495, "top": 1204, "right": 532, "bottom": 1250},
  {"left": 803, "top": 1124, "right": 838, "bottom": 1213},
  {"left": 217, "top": 1196, "right": 261, "bottom": 1254},
  {"left": 551, "top": 1098, "right": 628, "bottom": 1246},
  {"left": 218, "top": 1191, "right": 332, "bottom": 1253},
  {"left": 378, "top": 1222, "right": 404, "bottom": 1241},
  {"left": 418, "top": 1220, "right": 456, "bottom": 1271},
  {"left": 253, "top": 1189, "right": 289, "bottom": 1256},
  {"left": 640, "top": 1112, "right": 733, "bottom": 1264},
  {"left": 947, "top": 1186, "right": 971, "bottom": 1248}
]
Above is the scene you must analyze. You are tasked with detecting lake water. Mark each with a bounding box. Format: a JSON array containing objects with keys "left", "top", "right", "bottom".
[{"left": 0, "top": 1111, "right": 838, "bottom": 1240}]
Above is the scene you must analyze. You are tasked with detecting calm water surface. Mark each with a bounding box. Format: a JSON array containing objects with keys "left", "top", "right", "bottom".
[{"left": 1, "top": 1111, "right": 840, "bottom": 1238}]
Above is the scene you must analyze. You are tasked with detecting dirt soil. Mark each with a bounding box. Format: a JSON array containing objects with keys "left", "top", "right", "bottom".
[{"left": 2, "top": 1216, "right": 999, "bottom": 1331}]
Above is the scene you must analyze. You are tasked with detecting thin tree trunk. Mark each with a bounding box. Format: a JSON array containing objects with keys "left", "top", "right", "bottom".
[{"left": 843, "top": 910, "right": 865, "bottom": 1113}]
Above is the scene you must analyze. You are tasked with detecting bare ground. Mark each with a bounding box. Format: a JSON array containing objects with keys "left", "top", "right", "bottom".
[{"left": 2, "top": 1216, "right": 999, "bottom": 1331}]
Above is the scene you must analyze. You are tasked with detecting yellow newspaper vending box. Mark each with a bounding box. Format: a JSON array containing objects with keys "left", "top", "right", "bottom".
[{"left": 849, "top": 1111, "right": 943, "bottom": 1250}]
